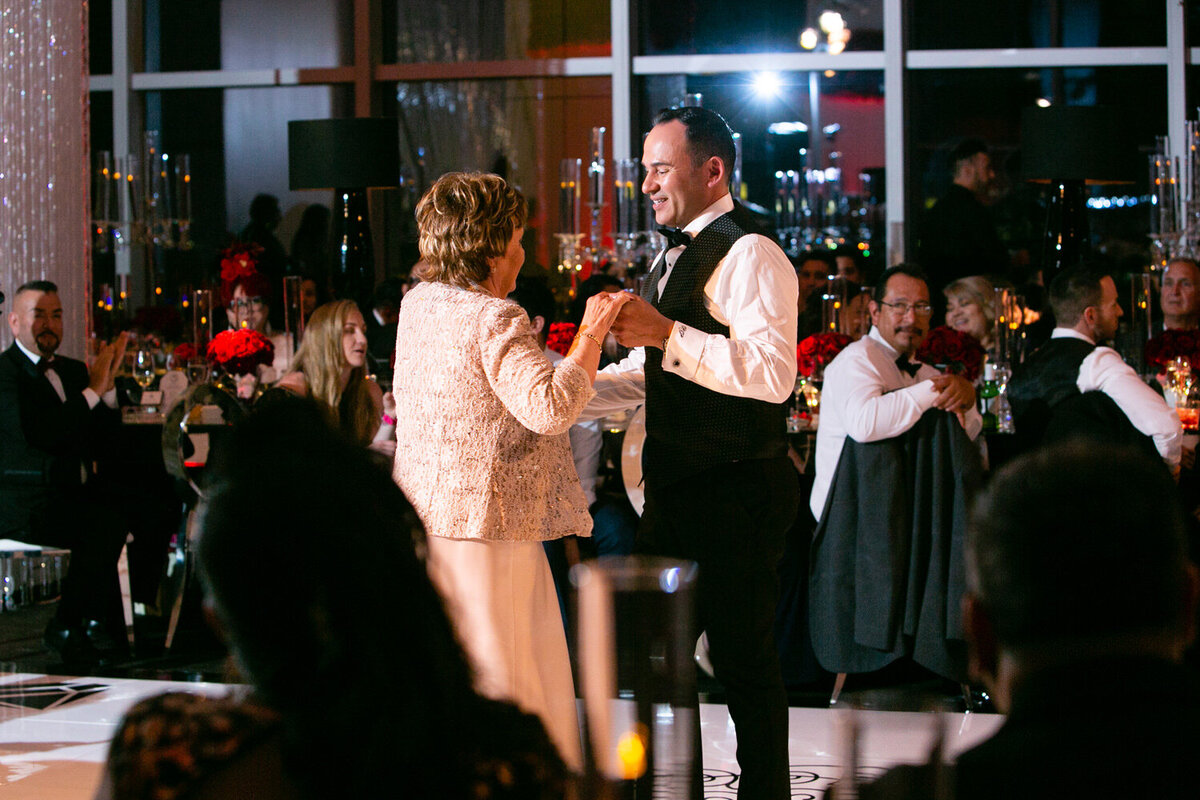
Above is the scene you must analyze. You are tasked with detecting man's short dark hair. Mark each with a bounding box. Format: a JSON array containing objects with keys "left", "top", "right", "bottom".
[
  {"left": 1049, "top": 264, "right": 1106, "bottom": 325},
  {"left": 968, "top": 443, "right": 1189, "bottom": 651},
  {"left": 16, "top": 280, "right": 58, "bottom": 296},
  {"left": 950, "top": 138, "right": 989, "bottom": 170},
  {"left": 508, "top": 276, "right": 557, "bottom": 332},
  {"left": 371, "top": 277, "right": 405, "bottom": 311},
  {"left": 872, "top": 264, "right": 929, "bottom": 303},
  {"left": 794, "top": 250, "right": 834, "bottom": 273},
  {"left": 652, "top": 106, "right": 737, "bottom": 182}
]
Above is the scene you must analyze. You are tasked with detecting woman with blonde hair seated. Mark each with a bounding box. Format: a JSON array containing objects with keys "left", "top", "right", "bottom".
[
  {"left": 274, "top": 299, "right": 395, "bottom": 456},
  {"left": 944, "top": 275, "right": 997, "bottom": 350},
  {"left": 391, "top": 171, "right": 629, "bottom": 770}
]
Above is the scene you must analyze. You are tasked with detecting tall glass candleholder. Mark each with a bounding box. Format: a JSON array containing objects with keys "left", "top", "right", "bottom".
[
  {"left": 572, "top": 557, "right": 699, "bottom": 800},
  {"left": 560, "top": 158, "right": 582, "bottom": 236},
  {"left": 588, "top": 127, "right": 608, "bottom": 266},
  {"left": 282, "top": 275, "right": 304, "bottom": 351}
]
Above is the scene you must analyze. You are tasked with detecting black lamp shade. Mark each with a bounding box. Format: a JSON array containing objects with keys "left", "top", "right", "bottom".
[
  {"left": 288, "top": 118, "right": 401, "bottom": 190},
  {"left": 1020, "top": 106, "right": 1132, "bottom": 184}
]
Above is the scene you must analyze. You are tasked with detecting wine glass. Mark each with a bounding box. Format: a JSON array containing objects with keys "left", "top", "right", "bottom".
[{"left": 133, "top": 348, "right": 156, "bottom": 390}]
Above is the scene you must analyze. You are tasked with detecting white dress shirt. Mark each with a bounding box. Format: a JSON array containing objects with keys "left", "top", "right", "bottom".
[
  {"left": 582, "top": 193, "right": 799, "bottom": 420},
  {"left": 1051, "top": 327, "right": 1182, "bottom": 466},
  {"left": 546, "top": 346, "right": 603, "bottom": 505},
  {"left": 810, "top": 326, "right": 983, "bottom": 520}
]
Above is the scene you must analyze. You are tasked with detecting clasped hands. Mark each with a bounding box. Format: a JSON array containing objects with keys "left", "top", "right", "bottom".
[
  {"left": 930, "top": 372, "right": 976, "bottom": 429},
  {"left": 87, "top": 331, "right": 129, "bottom": 395},
  {"left": 605, "top": 293, "right": 674, "bottom": 349}
]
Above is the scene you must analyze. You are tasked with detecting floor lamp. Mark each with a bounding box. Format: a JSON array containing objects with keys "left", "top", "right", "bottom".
[
  {"left": 1021, "top": 105, "right": 1131, "bottom": 285},
  {"left": 288, "top": 118, "right": 401, "bottom": 308}
]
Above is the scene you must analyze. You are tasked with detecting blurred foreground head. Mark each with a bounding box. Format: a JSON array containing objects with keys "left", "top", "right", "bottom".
[
  {"left": 965, "top": 443, "right": 1197, "bottom": 705},
  {"left": 198, "top": 400, "right": 476, "bottom": 794}
]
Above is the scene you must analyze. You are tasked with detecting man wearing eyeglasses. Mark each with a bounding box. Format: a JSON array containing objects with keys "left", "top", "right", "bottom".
[{"left": 810, "top": 264, "right": 981, "bottom": 519}]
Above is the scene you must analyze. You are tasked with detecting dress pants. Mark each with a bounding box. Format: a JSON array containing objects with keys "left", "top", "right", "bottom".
[
  {"left": 638, "top": 456, "right": 799, "bottom": 800},
  {"left": 25, "top": 483, "right": 128, "bottom": 627}
]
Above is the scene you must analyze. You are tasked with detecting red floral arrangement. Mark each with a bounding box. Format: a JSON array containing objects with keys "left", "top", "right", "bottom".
[
  {"left": 546, "top": 322, "right": 578, "bottom": 356},
  {"left": 172, "top": 342, "right": 197, "bottom": 363},
  {"left": 915, "top": 326, "right": 986, "bottom": 381},
  {"left": 797, "top": 332, "right": 852, "bottom": 377},
  {"left": 206, "top": 329, "right": 275, "bottom": 376},
  {"left": 219, "top": 241, "right": 269, "bottom": 305},
  {"left": 1145, "top": 329, "right": 1200, "bottom": 373}
]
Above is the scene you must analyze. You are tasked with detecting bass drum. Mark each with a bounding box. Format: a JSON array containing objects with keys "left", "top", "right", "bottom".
[{"left": 619, "top": 405, "right": 646, "bottom": 516}]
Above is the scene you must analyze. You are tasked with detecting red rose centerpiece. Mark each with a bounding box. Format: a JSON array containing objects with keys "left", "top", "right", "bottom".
[
  {"left": 915, "top": 326, "right": 985, "bottom": 381},
  {"left": 206, "top": 329, "right": 275, "bottom": 377},
  {"left": 1145, "top": 329, "right": 1200, "bottom": 374},
  {"left": 546, "top": 322, "right": 578, "bottom": 356},
  {"left": 797, "top": 332, "right": 852, "bottom": 378}
]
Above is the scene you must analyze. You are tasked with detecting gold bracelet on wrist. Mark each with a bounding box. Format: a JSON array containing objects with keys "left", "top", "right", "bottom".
[{"left": 581, "top": 331, "right": 602, "bottom": 347}]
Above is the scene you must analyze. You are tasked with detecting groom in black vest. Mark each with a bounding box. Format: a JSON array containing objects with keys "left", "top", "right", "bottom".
[{"left": 592, "top": 106, "right": 800, "bottom": 800}]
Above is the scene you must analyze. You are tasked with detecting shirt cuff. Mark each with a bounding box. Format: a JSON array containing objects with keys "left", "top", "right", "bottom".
[
  {"left": 83, "top": 387, "right": 100, "bottom": 409},
  {"left": 662, "top": 322, "right": 702, "bottom": 379}
]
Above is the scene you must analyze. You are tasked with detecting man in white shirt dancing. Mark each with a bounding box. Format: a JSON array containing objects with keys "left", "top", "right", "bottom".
[
  {"left": 1008, "top": 265, "right": 1182, "bottom": 472},
  {"left": 584, "top": 106, "right": 799, "bottom": 800}
]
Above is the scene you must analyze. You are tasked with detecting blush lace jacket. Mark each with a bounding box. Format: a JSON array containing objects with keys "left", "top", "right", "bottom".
[{"left": 391, "top": 281, "right": 593, "bottom": 542}]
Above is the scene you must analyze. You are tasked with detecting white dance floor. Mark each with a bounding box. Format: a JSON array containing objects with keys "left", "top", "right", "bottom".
[{"left": 0, "top": 672, "right": 1003, "bottom": 799}]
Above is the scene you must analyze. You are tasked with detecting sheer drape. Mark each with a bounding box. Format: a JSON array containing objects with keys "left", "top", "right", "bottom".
[{"left": 0, "top": 0, "right": 90, "bottom": 357}]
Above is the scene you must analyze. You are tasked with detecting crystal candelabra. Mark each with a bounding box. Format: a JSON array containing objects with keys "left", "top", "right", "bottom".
[
  {"left": 558, "top": 127, "right": 662, "bottom": 294},
  {"left": 91, "top": 131, "right": 194, "bottom": 253},
  {"left": 1148, "top": 119, "right": 1200, "bottom": 268}
]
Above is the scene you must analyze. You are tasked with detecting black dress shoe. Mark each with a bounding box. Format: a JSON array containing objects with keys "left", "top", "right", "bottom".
[
  {"left": 44, "top": 620, "right": 101, "bottom": 665},
  {"left": 43, "top": 619, "right": 122, "bottom": 666}
]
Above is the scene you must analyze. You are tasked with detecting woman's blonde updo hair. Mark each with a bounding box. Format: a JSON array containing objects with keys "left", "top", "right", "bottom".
[
  {"left": 415, "top": 172, "right": 528, "bottom": 288},
  {"left": 289, "top": 299, "right": 375, "bottom": 444},
  {"left": 943, "top": 275, "right": 998, "bottom": 328}
]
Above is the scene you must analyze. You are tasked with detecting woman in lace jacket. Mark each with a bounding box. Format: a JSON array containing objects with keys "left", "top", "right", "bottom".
[{"left": 392, "top": 172, "right": 629, "bottom": 771}]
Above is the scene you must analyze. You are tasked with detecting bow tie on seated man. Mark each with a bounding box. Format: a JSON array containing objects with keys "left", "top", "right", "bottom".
[
  {"left": 808, "top": 265, "right": 984, "bottom": 683},
  {"left": 0, "top": 279, "right": 131, "bottom": 665}
]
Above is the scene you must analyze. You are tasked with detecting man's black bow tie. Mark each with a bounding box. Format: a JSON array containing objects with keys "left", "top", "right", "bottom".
[
  {"left": 36, "top": 357, "right": 56, "bottom": 375},
  {"left": 895, "top": 356, "right": 921, "bottom": 377},
  {"left": 657, "top": 226, "right": 692, "bottom": 251}
]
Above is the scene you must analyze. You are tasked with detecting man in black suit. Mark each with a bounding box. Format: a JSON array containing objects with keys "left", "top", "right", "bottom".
[
  {"left": 850, "top": 443, "right": 1200, "bottom": 799},
  {"left": 0, "top": 280, "right": 128, "bottom": 662}
]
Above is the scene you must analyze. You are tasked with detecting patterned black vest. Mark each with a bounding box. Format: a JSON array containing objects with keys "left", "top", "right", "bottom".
[{"left": 641, "top": 205, "right": 788, "bottom": 486}]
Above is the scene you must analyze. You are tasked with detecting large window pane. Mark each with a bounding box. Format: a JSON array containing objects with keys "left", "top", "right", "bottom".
[
  {"left": 392, "top": 0, "right": 611, "bottom": 63},
  {"left": 908, "top": 66, "right": 1167, "bottom": 287},
  {"left": 637, "top": 0, "right": 883, "bottom": 56},
  {"left": 911, "top": 0, "right": 1165, "bottom": 50}
]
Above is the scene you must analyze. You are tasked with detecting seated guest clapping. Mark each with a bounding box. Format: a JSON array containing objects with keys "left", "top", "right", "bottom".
[
  {"left": 0, "top": 281, "right": 130, "bottom": 664},
  {"left": 272, "top": 299, "right": 395, "bottom": 457},
  {"left": 96, "top": 401, "right": 568, "bottom": 800}
]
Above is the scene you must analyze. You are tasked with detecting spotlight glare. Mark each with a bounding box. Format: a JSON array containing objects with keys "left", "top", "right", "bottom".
[
  {"left": 753, "top": 71, "right": 782, "bottom": 99},
  {"left": 799, "top": 27, "right": 819, "bottom": 50},
  {"left": 827, "top": 39, "right": 846, "bottom": 55},
  {"left": 1036, "top": 97, "right": 1052, "bottom": 108},
  {"left": 824, "top": 70, "right": 836, "bottom": 78}
]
